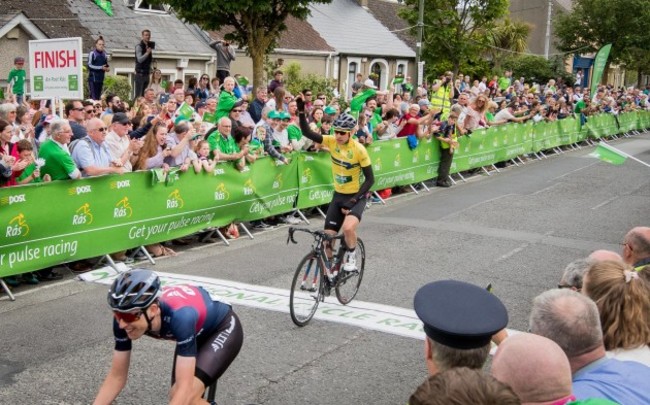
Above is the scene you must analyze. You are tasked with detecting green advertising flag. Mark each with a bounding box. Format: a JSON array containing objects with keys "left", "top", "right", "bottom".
[
  {"left": 175, "top": 102, "right": 194, "bottom": 121},
  {"left": 202, "top": 111, "right": 218, "bottom": 124},
  {"left": 589, "top": 142, "right": 627, "bottom": 165},
  {"left": 590, "top": 44, "right": 612, "bottom": 97}
]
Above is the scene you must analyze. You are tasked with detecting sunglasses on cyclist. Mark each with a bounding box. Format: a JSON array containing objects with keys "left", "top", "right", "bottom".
[
  {"left": 334, "top": 130, "right": 351, "bottom": 135},
  {"left": 113, "top": 310, "right": 143, "bottom": 323}
]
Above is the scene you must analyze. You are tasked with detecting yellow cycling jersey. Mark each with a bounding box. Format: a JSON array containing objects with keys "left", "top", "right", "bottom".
[{"left": 320, "top": 135, "right": 372, "bottom": 194}]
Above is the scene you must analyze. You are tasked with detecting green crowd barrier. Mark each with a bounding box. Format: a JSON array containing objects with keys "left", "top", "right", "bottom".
[{"left": 1, "top": 112, "right": 649, "bottom": 277}]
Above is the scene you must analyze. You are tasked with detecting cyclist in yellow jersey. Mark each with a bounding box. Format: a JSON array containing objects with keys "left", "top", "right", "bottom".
[{"left": 297, "top": 95, "right": 374, "bottom": 272}]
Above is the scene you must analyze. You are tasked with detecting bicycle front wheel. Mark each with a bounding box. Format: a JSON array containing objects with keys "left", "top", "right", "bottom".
[
  {"left": 335, "top": 238, "right": 365, "bottom": 305},
  {"left": 289, "top": 252, "right": 323, "bottom": 326}
]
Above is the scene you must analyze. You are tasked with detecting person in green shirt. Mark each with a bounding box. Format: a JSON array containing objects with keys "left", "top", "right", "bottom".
[
  {"left": 498, "top": 70, "right": 512, "bottom": 92},
  {"left": 206, "top": 117, "right": 247, "bottom": 162},
  {"left": 216, "top": 77, "right": 238, "bottom": 121},
  {"left": 40, "top": 121, "right": 81, "bottom": 181},
  {"left": 7, "top": 57, "right": 26, "bottom": 104},
  {"left": 14, "top": 139, "right": 51, "bottom": 185}
]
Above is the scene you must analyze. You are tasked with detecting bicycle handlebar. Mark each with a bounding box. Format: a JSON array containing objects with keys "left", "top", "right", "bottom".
[{"left": 287, "top": 227, "right": 343, "bottom": 244}]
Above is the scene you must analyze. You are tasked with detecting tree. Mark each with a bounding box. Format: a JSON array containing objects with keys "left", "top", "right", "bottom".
[
  {"left": 486, "top": 18, "right": 531, "bottom": 70},
  {"left": 155, "top": 0, "right": 332, "bottom": 91},
  {"left": 554, "top": 0, "right": 650, "bottom": 86},
  {"left": 399, "top": 0, "right": 509, "bottom": 79}
]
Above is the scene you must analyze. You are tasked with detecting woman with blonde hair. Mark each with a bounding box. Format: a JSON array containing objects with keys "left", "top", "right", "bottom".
[
  {"left": 583, "top": 260, "right": 650, "bottom": 365},
  {"left": 463, "top": 94, "right": 489, "bottom": 132}
]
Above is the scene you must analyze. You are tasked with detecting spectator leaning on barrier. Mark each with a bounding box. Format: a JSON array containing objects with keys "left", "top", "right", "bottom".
[
  {"left": 39, "top": 120, "right": 81, "bottom": 181},
  {"left": 529, "top": 289, "right": 650, "bottom": 404},
  {"left": 164, "top": 119, "right": 196, "bottom": 172},
  {"left": 206, "top": 117, "right": 245, "bottom": 163},
  {"left": 71, "top": 118, "right": 124, "bottom": 177},
  {"left": 134, "top": 122, "right": 171, "bottom": 171},
  {"left": 105, "top": 113, "right": 143, "bottom": 172},
  {"left": 413, "top": 280, "right": 508, "bottom": 376}
]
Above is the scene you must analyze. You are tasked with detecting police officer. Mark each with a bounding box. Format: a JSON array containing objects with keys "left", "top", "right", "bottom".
[{"left": 414, "top": 279, "right": 508, "bottom": 376}]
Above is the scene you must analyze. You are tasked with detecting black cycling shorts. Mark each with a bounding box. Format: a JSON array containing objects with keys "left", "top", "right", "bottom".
[
  {"left": 324, "top": 192, "right": 367, "bottom": 233},
  {"left": 171, "top": 309, "right": 244, "bottom": 388}
]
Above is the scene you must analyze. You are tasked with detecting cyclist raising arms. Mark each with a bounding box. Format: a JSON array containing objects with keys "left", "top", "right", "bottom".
[
  {"left": 94, "top": 269, "right": 243, "bottom": 405},
  {"left": 296, "top": 96, "right": 374, "bottom": 272}
]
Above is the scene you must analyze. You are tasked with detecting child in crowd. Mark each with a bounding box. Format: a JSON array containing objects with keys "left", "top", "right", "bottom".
[
  {"left": 435, "top": 111, "right": 460, "bottom": 188},
  {"left": 13, "top": 140, "right": 51, "bottom": 185},
  {"left": 7, "top": 57, "right": 26, "bottom": 104},
  {"left": 251, "top": 126, "right": 266, "bottom": 157},
  {"left": 192, "top": 140, "right": 216, "bottom": 173}
]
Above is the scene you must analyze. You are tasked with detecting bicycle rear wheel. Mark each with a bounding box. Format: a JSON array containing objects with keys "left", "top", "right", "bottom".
[
  {"left": 290, "top": 252, "right": 323, "bottom": 326},
  {"left": 335, "top": 238, "right": 365, "bottom": 305}
]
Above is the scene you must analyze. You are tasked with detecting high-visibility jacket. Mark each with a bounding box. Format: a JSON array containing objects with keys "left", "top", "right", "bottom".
[{"left": 430, "top": 80, "right": 453, "bottom": 118}]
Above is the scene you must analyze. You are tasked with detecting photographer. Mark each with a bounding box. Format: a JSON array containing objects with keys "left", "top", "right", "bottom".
[
  {"left": 430, "top": 71, "right": 455, "bottom": 120},
  {"left": 210, "top": 39, "right": 236, "bottom": 83},
  {"left": 134, "top": 29, "right": 154, "bottom": 97}
]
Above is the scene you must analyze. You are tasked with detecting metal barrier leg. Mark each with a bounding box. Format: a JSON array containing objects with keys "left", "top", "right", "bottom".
[
  {"left": 0, "top": 279, "right": 16, "bottom": 301},
  {"left": 409, "top": 184, "right": 420, "bottom": 194},
  {"left": 215, "top": 229, "right": 230, "bottom": 246},
  {"left": 239, "top": 223, "right": 254, "bottom": 240},
  {"left": 455, "top": 171, "right": 467, "bottom": 182},
  {"left": 481, "top": 166, "right": 491, "bottom": 176},
  {"left": 420, "top": 181, "right": 430, "bottom": 192},
  {"left": 138, "top": 246, "right": 155, "bottom": 265},
  {"left": 448, "top": 176, "right": 457, "bottom": 185},
  {"left": 295, "top": 209, "right": 310, "bottom": 225},
  {"left": 510, "top": 158, "right": 519, "bottom": 167},
  {"left": 491, "top": 164, "right": 500, "bottom": 173},
  {"left": 372, "top": 191, "right": 387, "bottom": 205},
  {"left": 517, "top": 156, "right": 526, "bottom": 165},
  {"left": 102, "top": 254, "right": 121, "bottom": 272},
  {"left": 539, "top": 150, "right": 548, "bottom": 159},
  {"left": 316, "top": 207, "right": 326, "bottom": 219}
]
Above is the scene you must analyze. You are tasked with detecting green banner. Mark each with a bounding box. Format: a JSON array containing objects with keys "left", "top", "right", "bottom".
[
  {"left": 1, "top": 112, "right": 648, "bottom": 276},
  {"left": 590, "top": 44, "right": 612, "bottom": 97}
]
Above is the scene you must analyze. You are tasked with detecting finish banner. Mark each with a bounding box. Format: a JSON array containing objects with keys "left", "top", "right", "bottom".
[{"left": 1, "top": 112, "right": 648, "bottom": 276}]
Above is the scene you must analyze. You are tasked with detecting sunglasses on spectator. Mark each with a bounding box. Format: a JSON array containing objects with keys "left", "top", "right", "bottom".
[
  {"left": 281, "top": 118, "right": 290, "bottom": 122},
  {"left": 72, "top": 107, "right": 84, "bottom": 111},
  {"left": 113, "top": 310, "right": 143, "bottom": 323},
  {"left": 119, "top": 122, "right": 132, "bottom": 126},
  {"left": 94, "top": 127, "right": 107, "bottom": 132},
  {"left": 232, "top": 109, "right": 242, "bottom": 113},
  {"left": 317, "top": 97, "right": 326, "bottom": 100},
  {"left": 85, "top": 109, "right": 94, "bottom": 114}
]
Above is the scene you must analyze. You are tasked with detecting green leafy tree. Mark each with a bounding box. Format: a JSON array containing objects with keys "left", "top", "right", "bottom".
[
  {"left": 502, "top": 54, "right": 573, "bottom": 85},
  {"left": 155, "top": 0, "right": 332, "bottom": 91},
  {"left": 554, "top": 0, "right": 650, "bottom": 85},
  {"left": 487, "top": 18, "right": 531, "bottom": 70},
  {"left": 399, "top": 0, "right": 509, "bottom": 79}
]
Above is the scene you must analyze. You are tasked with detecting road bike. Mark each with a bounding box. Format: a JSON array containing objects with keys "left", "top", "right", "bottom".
[{"left": 287, "top": 227, "right": 365, "bottom": 327}]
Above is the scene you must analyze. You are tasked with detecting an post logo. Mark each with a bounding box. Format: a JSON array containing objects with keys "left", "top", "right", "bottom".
[
  {"left": 243, "top": 179, "right": 256, "bottom": 196},
  {"left": 373, "top": 157, "right": 382, "bottom": 172},
  {"left": 424, "top": 149, "right": 432, "bottom": 161},
  {"left": 412, "top": 150, "right": 419, "bottom": 163},
  {"left": 166, "top": 189, "right": 185, "bottom": 209},
  {"left": 301, "top": 168, "right": 312, "bottom": 184},
  {"left": 214, "top": 183, "right": 230, "bottom": 201},
  {"left": 72, "top": 203, "right": 94, "bottom": 225},
  {"left": 394, "top": 154, "right": 401, "bottom": 167},
  {"left": 7, "top": 213, "right": 29, "bottom": 237},
  {"left": 1, "top": 194, "right": 26, "bottom": 206},
  {"left": 213, "top": 167, "right": 226, "bottom": 175},
  {"left": 68, "top": 185, "right": 92, "bottom": 195},
  {"left": 114, "top": 197, "right": 133, "bottom": 218},
  {"left": 272, "top": 174, "right": 283, "bottom": 189},
  {"left": 110, "top": 179, "right": 131, "bottom": 190}
]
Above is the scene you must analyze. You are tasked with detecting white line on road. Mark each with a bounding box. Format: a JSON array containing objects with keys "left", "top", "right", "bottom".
[
  {"left": 591, "top": 196, "right": 619, "bottom": 210},
  {"left": 78, "top": 267, "right": 518, "bottom": 350}
]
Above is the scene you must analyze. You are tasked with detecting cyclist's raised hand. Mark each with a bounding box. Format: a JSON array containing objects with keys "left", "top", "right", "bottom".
[{"left": 295, "top": 93, "right": 306, "bottom": 113}]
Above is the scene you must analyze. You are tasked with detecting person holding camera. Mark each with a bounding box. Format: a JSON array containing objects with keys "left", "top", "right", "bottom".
[
  {"left": 430, "top": 72, "right": 455, "bottom": 120},
  {"left": 134, "top": 29, "right": 154, "bottom": 98},
  {"left": 210, "top": 39, "right": 236, "bottom": 84},
  {"left": 88, "top": 36, "right": 109, "bottom": 101}
]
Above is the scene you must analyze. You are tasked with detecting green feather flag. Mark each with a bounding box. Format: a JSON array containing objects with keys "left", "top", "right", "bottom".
[{"left": 94, "top": 0, "right": 113, "bottom": 16}]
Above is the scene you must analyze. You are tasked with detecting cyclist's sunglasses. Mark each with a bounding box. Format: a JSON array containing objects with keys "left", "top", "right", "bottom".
[
  {"left": 113, "top": 310, "right": 143, "bottom": 323},
  {"left": 334, "top": 130, "right": 351, "bottom": 135}
]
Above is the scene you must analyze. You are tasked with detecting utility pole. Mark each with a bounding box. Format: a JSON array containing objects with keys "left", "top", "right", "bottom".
[
  {"left": 544, "top": 0, "right": 553, "bottom": 59},
  {"left": 416, "top": 0, "right": 425, "bottom": 86}
]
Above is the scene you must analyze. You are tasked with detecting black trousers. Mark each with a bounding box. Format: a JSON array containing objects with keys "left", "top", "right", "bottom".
[{"left": 437, "top": 147, "right": 453, "bottom": 182}]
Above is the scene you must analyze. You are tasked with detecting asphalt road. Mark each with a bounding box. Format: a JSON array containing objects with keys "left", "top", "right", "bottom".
[{"left": 1, "top": 134, "right": 649, "bottom": 405}]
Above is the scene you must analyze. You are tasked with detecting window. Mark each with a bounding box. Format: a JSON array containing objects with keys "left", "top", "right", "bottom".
[
  {"left": 128, "top": 0, "right": 170, "bottom": 13},
  {"left": 370, "top": 63, "right": 382, "bottom": 89}
]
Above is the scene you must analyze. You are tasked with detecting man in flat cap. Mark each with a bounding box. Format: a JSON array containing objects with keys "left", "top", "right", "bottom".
[{"left": 414, "top": 279, "right": 508, "bottom": 376}]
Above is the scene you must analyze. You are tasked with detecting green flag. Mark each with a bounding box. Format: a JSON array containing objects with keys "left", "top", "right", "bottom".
[
  {"left": 94, "top": 0, "right": 113, "bottom": 16},
  {"left": 175, "top": 102, "right": 194, "bottom": 121},
  {"left": 589, "top": 142, "right": 627, "bottom": 165},
  {"left": 590, "top": 44, "right": 612, "bottom": 96}
]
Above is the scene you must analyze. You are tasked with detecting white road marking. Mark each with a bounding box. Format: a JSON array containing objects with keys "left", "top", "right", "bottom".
[
  {"left": 591, "top": 196, "right": 618, "bottom": 210},
  {"left": 79, "top": 267, "right": 519, "bottom": 351}
]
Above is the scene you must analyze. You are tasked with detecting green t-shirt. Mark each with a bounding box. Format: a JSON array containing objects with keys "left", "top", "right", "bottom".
[
  {"left": 8, "top": 68, "right": 26, "bottom": 95},
  {"left": 349, "top": 88, "right": 377, "bottom": 113},
  {"left": 486, "top": 111, "right": 495, "bottom": 122},
  {"left": 16, "top": 163, "right": 42, "bottom": 184},
  {"left": 287, "top": 125, "right": 302, "bottom": 141},
  {"left": 207, "top": 131, "right": 238, "bottom": 159},
  {"left": 216, "top": 91, "right": 237, "bottom": 121},
  {"left": 498, "top": 76, "right": 510, "bottom": 91},
  {"left": 39, "top": 139, "right": 78, "bottom": 180},
  {"left": 574, "top": 99, "right": 586, "bottom": 114}
]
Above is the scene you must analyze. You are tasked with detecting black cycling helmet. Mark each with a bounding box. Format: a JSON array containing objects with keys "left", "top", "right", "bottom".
[
  {"left": 107, "top": 269, "right": 162, "bottom": 312},
  {"left": 332, "top": 113, "right": 357, "bottom": 132}
]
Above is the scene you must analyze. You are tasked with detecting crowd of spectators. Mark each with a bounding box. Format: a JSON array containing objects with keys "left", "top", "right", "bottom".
[
  {"left": 3, "top": 34, "right": 650, "bottom": 283},
  {"left": 410, "top": 225, "right": 650, "bottom": 404}
]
